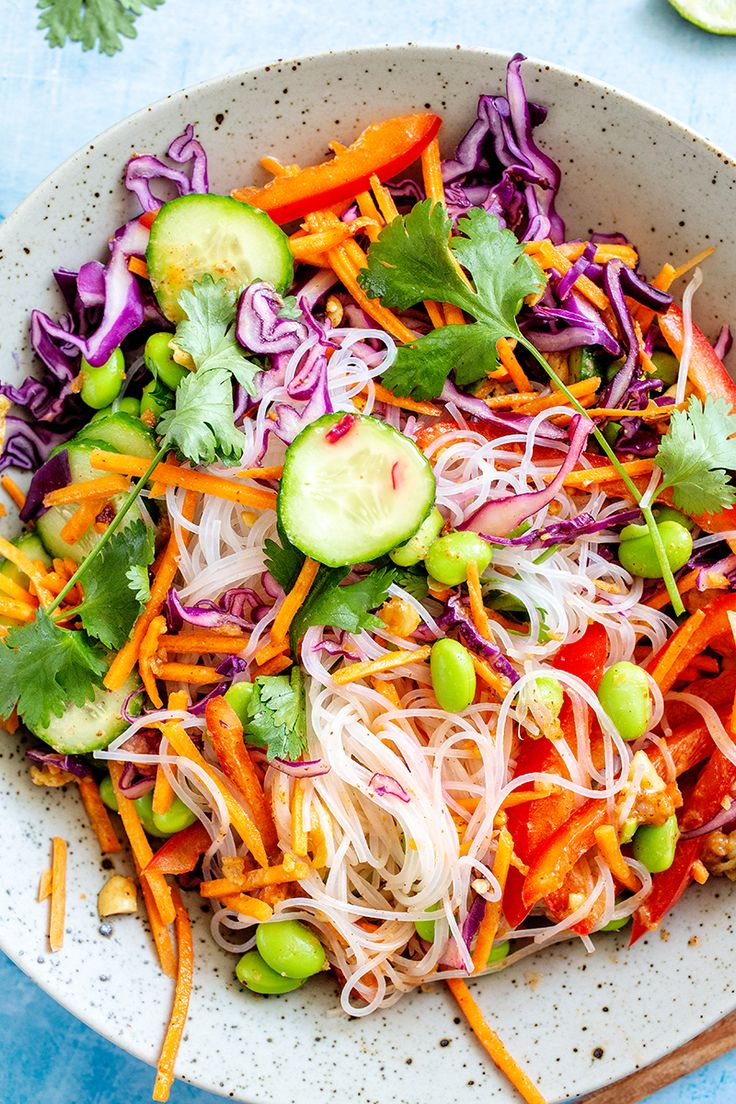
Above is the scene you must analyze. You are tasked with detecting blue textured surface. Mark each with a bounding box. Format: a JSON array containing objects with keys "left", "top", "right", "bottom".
[{"left": 1, "top": 1, "right": 735, "bottom": 1101}]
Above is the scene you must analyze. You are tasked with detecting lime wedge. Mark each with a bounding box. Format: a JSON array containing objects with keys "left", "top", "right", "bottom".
[{"left": 667, "top": 0, "right": 736, "bottom": 33}]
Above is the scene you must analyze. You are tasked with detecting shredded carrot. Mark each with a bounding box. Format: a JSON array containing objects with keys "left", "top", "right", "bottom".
[
  {"left": 332, "top": 645, "right": 432, "bottom": 686},
  {"left": 291, "top": 779, "right": 309, "bottom": 857},
  {"left": 201, "top": 856, "right": 308, "bottom": 898},
  {"left": 594, "top": 824, "right": 639, "bottom": 891},
  {"left": 59, "top": 497, "right": 102, "bottom": 544},
  {"left": 0, "top": 535, "right": 54, "bottom": 607},
  {"left": 105, "top": 491, "right": 197, "bottom": 691},
  {"left": 0, "top": 572, "right": 35, "bottom": 605},
  {"left": 140, "top": 876, "right": 177, "bottom": 978},
  {"left": 672, "top": 245, "right": 716, "bottom": 282},
  {"left": 472, "top": 827, "right": 514, "bottom": 971},
  {"left": 140, "top": 614, "right": 167, "bottom": 707},
  {"left": 159, "top": 630, "right": 250, "bottom": 654},
  {"left": 556, "top": 241, "right": 638, "bottom": 267},
  {"left": 254, "top": 635, "right": 291, "bottom": 667},
  {"left": 557, "top": 458, "right": 654, "bottom": 490},
  {"left": 371, "top": 381, "right": 442, "bottom": 417},
  {"left": 470, "top": 653, "right": 513, "bottom": 699},
  {"left": 205, "top": 697, "right": 279, "bottom": 857},
  {"left": 162, "top": 718, "right": 268, "bottom": 867},
  {"left": 424, "top": 299, "right": 446, "bottom": 327},
  {"left": 255, "top": 653, "right": 294, "bottom": 676},
  {"left": 48, "top": 836, "right": 67, "bottom": 952},
  {"left": 260, "top": 155, "right": 300, "bottom": 177},
  {"left": 150, "top": 762, "right": 175, "bottom": 818},
  {"left": 1, "top": 474, "right": 26, "bottom": 510},
  {"left": 518, "top": 375, "right": 600, "bottom": 416},
  {"left": 371, "top": 676, "right": 401, "bottom": 708},
  {"left": 38, "top": 867, "right": 52, "bottom": 902},
  {"left": 497, "top": 338, "right": 532, "bottom": 392},
  {"left": 260, "top": 556, "right": 320, "bottom": 659},
  {"left": 528, "top": 239, "right": 608, "bottom": 313},
  {"left": 109, "top": 761, "right": 176, "bottom": 926},
  {"left": 466, "top": 561, "right": 491, "bottom": 640},
  {"left": 3, "top": 706, "right": 18, "bottom": 733},
  {"left": 77, "top": 776, "right": 122, "bottom": 853},
  {"left": 501, "top": 787, "right": 556, "bottom": 810},
  {"left": 421, "top": 138, "right": 445, "bottom": 205},
  {"left": 447, "top": 978, "right": 547, "bottom": 1104},
  {"left": 128, "top": 255, "right": 149, "bottom": 279},
  {"left": 370, "top": 173, "right": 399, "bottom": 222},
  {"left": 153, "top": 661, "right": 222, "bottom": 685},
  {"left": 237, "top": 464, "right": 284, "bottom": 481},
  {"left": 648, "top": 608, "right": 707, "bottom": 691},
  {"left": 580, "top": 403, "right": 678, "bottom": 422},
  {"left": 43, "top": 474, "right": 131, "bottom": 507},
  {"left": 152, "top": 888, "right": 193, "bottom": 1102},
  {"left": 653, "top": 262, "right": 677, "bottom": 293},
  {"left": 646, "top": 568, "right": 699, "bottom": 611},
  {"left": 354, "top": 190, "right": 383, "bottom": 242},
  {"left": 220, "top": 893, "right": 274, "bottom": 921},
  {"left": 0, "top": 594, "right": 38, "bottom": 622},
  {"left": 89, "top": 452, "right": 277, "bottom": 510}
]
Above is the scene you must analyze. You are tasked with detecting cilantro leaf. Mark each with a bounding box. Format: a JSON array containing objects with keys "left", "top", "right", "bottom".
[
  {"left": 37, "top": 0, "right": 165, "bottom": 56},
  {"left": 359, "top": 202, "right": 545, "bottom": 398},
  {"left": 291, "top": 566, "right": 395, "bottom": 646},
  {"left": 389, "top": 564, "right": 429, "bottom": 601},
  {"left": 264, "top": 533, "right": 305, "bottom": 592},
  {"left": 0, "top": 610, "right": 106, "bottom": 730},
  {"left": 175, "top": 276, "right": 261, "bottom": 394},
  {"left": 243, "top": 668, "right": 307, "bottom": 762},
  {"left": 655, "top": 395, "right": 736, "bottom": 516},
  {"left": 158, "top": 366, "right": 245, "bottom": 467},
  {"left": 78, "top": 519, "right": 155, "bottom": 648},
  {"left": 125, "top": 563, "right": 151, "bottom": 604}
]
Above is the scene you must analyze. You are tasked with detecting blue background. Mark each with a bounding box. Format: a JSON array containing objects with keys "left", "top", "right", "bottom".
[{"left": 1, "top": 0, "right": 734, "bottom": 1100}]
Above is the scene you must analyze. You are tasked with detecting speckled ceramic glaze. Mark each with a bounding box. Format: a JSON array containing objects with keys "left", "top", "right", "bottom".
[{"left": 1, "top": 46, "right": 735, "bottom": 1104}]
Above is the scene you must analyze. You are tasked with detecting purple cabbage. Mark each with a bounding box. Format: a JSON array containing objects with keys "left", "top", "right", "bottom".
[
  {"left": 0, "top": 416, "right": 66, "bottom": 475},
  {"left": 164, "top": 587, "right": 250, "bottom": 632},
  {"left": 125, "top": 124, "right": 208, "bottom": 212},
  {"left": 695, "top": 554, "right": 736, "bottom": 593},
  {"left": 522, "top": 292, "right": 621, "bottom": 356},
  {"left": 369, "top": 772, "right": 410, "bottom": 803},
  {"left": 460, "top": 894, "right": 487, "bottom": 954},
  {"left": 601, "top": 261, "right": 672, "bottom": 408},
  {"left": 236, "top": 282, "right": 308, "bottom": 356},
  {"left": 556, "top": 244, "right": 597, "bottom": 300},
  {"left": 440, "top": 379, "right": 567, "bottom": 441},
  {"left": 18, "top": 448, "right": 71, "bottom": 522},
  {"left": 614, "top": 417, "right": 660, "bottom": 458},
  {"left": 440, "top": 594, "right": 519, "bottom": 684},
  {"left": 188, "top": 656, "right": 250, "bottom": 716},
  {"left": 267, "top": 345, "right": 333, "bottom": 445},
  {"left": 490, "top": 507, "right": 641, "bottom": 549},
  {"left": 26, "top": 749, "right": 92, "bottom": 779}
]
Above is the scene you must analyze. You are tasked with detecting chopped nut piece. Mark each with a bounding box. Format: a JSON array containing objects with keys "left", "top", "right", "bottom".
[
  {"left": 378, "top": 596, "right": 421, "bottom": 638},
  {"left": 98, "top": 874, "right": 138, "bottom": 917},
  {"left": 30, "top": 764, "right": 75, "bottom": 788}
]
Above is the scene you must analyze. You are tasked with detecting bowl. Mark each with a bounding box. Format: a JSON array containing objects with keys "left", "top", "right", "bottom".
[{"left": 1, "top": 45, "right": 735, "bottom": 1104}]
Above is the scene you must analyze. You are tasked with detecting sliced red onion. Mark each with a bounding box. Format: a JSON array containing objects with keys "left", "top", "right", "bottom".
[
  {"left": 19, "top": 447, "right": 71, "bottom": 522},
  {"left": 26, "top": 749, "right": 92, "bottom": 779},
  {"left": 462, "top": 413, "right": 592, "bottom": 537},
  {"left": 268, "top": 352, "right": 333, "bottom": 445},
  {"left": 287, "top": 342, "right": 331, "bottom": 400},
  {"left": 221, "top": 587, "right": 262, "bottom": 618},
  {"left": 714, "top": 325, "right": 733, "bottom": 362},
  {"left": 695, "top": 554, "right": 736, "bottom": 593},
  {"left": 440, "top": 379, "right": 567, "bottom": 441},
  {"left": 261, "top": 572, "right": 283, "bottom": 599},
  {"left": 440, "top": 594, "right": 519, "bottom": 684},
  {"left": 236, "top": 282, "right": 308, "bottom": 355},
  {"left": 270, "top": 758, "right": 331, "bottom": 778},
  {"left": 369, "top": 772, "right": 410, "bottom": 803},
  {"left": 118, "top": 763, "right": 156, "bottom": 798},
  {"left": 680, "top": 802, "right": 736, "bottom": 840},
  {"left": 312, "top": 637, "right": 361, "bottom": 662},
  {"left": 489, "top": 508, "right": 641, "bottom": 548},
  {"left": 121, "top": 685, "right": 147, "bottom": 724},
  {"left": 164, "top": 587, "right": 250, "bottom": 631}
]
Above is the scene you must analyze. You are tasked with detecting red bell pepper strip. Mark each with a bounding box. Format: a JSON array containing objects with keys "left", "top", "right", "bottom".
[
  {"left": 145, "top": 821, "right": 212, "bottom": 875},
  {"left": 233, "top": 113, "right": 442, "bottom": 225},
  {"left": 631, "top": 746, "right": 736, "bottom": 943},
  {"left": 658, "top": 304, "right": 736, "bottom": 406},
  {"left": 521, "top": 797, "right": 609, "bottom": 910},
  {"left": 552, "top": 622, "right": 608, "bottom": 690},
  {"left": 648, "top": 593, "right": 736, "bottom": 694}
]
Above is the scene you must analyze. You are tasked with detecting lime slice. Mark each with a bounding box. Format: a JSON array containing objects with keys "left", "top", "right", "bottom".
[{"left": 667, "top": 0, "right": 736, "bottom": 33}]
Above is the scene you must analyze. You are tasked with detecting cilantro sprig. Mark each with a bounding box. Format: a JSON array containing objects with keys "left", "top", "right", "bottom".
[
  {"left": 242, "top": 668, "right": 307, "bottom": 762},
  {"left": 37, "top": 0, "right": 165, "bottom": 56},
  {"left": 77, "top": 520, "right": 156, "bottom": 648},
  {"left": 655, "top": 395, "right": 736, "bottom": 516}
]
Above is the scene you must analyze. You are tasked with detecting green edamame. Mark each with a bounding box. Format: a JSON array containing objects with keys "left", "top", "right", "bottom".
[
  {"left": 618, "top": 519, "right": 693, "bottom": 578},
  {"left": 152, "top": 796, "right": 198, "bottom": 835},
  {"left": 414, "top": 902, "right": 440, "bottom": 942},
  {"left": 430, "top": 638, "right": 477, "bottom": 712},
  {"left": 140, "top": 377, "right": 175, "bottom": 421},
  {"left": 90, "top": 395, "right": 141, "bottom": 421},
  {"left": 236, "top": 950, "right": 306, "bottom": 995},
  {"left": 652, "top": 505, "right": 696, "bottom": 532},
  {"left": 224, "top": 681, "right": 256, "bottom": 727},
  {"left": 531, "top": 676, "right": 564, "bottom": 719},
  {"left": 649, "top": 350, "right": 679, "bottom": 387},
  {"left": 632, "top": 814, "right": 679, "bottom": 873},
  {"left": 99, "top": 774, "right": 117, "bottom": 812},
  {"left": 99, "top": 775, "right": 194, "bottom": 837},
  {"left": 602, "top": 421, "right": 621, "bottom": 448},
  {"left": 601, "top": 915, "right": 630, "bottom": 932},
  {"left": 79, "top": 349, "right": 125, "bottom": 410},
  {"left": 488, "top": 939, "right": 511, "bottom": 965},
  {"left": 390, "top": 507, "right": 444, "bottom": 567},
  {"left": 144, "top": 331, "right": 188, "bottom": 391},
  {"left": 597, "top": 661, "right": 651, "bottom": 742},
  {"left": 425, "top": 531, "right": 492, "bottom": 586},
  {"left": 255, "top": 919, "right": 326, "bottom": 979},
  {"left": 619, "top": 817, "right": 638, "bottom": 845}
]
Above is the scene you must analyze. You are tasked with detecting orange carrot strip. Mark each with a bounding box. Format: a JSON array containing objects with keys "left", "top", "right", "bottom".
[
  {"left": 500, "top": 787, "right": 556, "bottom": 810},
  {"left": 497, "top": 338, "right": 532, "bottom": 392},
  {"left": 154, "top": 661, "right": 222, "bottom": 685},
  {"left": 198, "top": 877, "right": 250, "bottom": 898},
  {"left": 108, "top": 761, "right": 176, "bottom": 926},
  {"left": 0, "top": 572, "right": 35, "bottom": 605},
  {"left": 446, "top": 979, "right": 547, "bottom": 1104},
  {"left": 1, "top": 474, "right": 26, "bottom": 510},
  {"left": 424, "top": 299, "right": 446, "bottom": 328},
  {"left": 517, "top": 375, "right": 599, "bottom": 416},
  {"left": 646, "top": 568, "right": 699, "bottom": 612},
  {"left": 671, "top": 245, "right": 716, "bottom": 281},
  {"left": 371, "top": 382, "right": 442, "bottom": 416},
  {"left": 205, "top": 697, "right": 279, "bottom": 857},
  {"left": 151, "top": 690, "right": 188, "bottom": 817},
  {"left": 558, "top": 458, "right": 654, "bottom": 489},
  {"left": 371, "top": 676, "right": 401, "bottom": 708},
  {"left": 0, "top": 595, "right": 38, "bottom": 622},
  {"left": 0, "top": 535, "right": 53, "bottom": 607},
  {"left": 44, "top": 474, "right": 131, "bottom": 507},
  {"left": 200, "top": 858, "right": 308, "bottom": 898},
  {"left": 38, "top": 867, "right": 52, "bottom": 902},
  {"left": 162, "top": 719, "right": 268, "bottom": 867},
  {"left": 220, "top": 894, "right": 273, "bottom": 921},
  {"left": 355, "top": 190, "right": 383, "bottom": 242},
  {"left": 159, "top": 631, "right": 250, "bottom": 654},
  {"left": 105, "top": 492, "right": 197, "bottom": 691},
  {"left": 77, "top": 776, "right": 122, "bottom": 853},
  {"left": 421, "top": 138, "right": 445, "bottom": 205},
  {"left": 332, "top": 645, "right": 431, "bottom": 686},
  {"left": 140, "top": 876, "right": 177, "bottom": 978},
  {"left": 292, "top": 780, "right": 308, "bottom": 857},
  {"left": 59, "top": 497, "right": 103, "bottom": 544},
  {"left": 48, "top": 836, "right": 67, "bottom": 952},
  {"left": 466, "top": 561, "right": 491, "bottom": 641},
  {"left": 369, "top": 173, "right": 399, "bottom": 221},
  {"left": 529, "top": 240, "right": 608, "bottom": 313},
  {"left": 594, "top": 824, "right": 639, "bottom": 892},
  {"left": 472, "top": 827, "right": 514, "bottom": 971},
  {"left": 290, "top": 217, "right": 378, "bottom": 258},
  {"left": 259, "top": 556, "right": 320, "bottom": 658},
  {"left": 470, "top": 653, "right": 512, "bottom": 699},
  {"left": 556, "top": 241, "right": 638, "bottom": 267},
  {"left": 128, "top": 256, "right": 149, "bottom": 279},
  {"left": 648, "top": 608, "right": 707, "bottom": 692},
  {"left": 236, "top": 465, "right": 284, "bottom": 480},
  {"left": 89, "top": 452, "right": 277, "bottom": 510},
  {"left": 152, "top": 888, "right": 193, "bottom": 1102},
  {"left": 254, "top": 636, "right": 290, "bottom": 666},
  {"left": 255, "top": 653, "right": 293, "bottom": 676},
  {"left": 329, "top": 237, "right": 418, "bottom": 343},
  {"left": 140, "top": 614, "right": 167, "bottom": 707}
]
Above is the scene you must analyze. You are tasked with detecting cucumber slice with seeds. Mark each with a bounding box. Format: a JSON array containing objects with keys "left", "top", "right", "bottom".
[
  {"left": 147, "top": 194, "right": 293, "bottom": 322},
  {"left": 278, "top": 413, "right": 436, "bottom": 567},
  {"left": 31, "top": 675, "right": 140, "bottom": 754},
  {"left": 75, "top": 411, "right": 157, "bottom": 460}
]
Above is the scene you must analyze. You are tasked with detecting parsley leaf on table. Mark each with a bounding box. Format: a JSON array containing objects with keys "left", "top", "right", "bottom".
[
  {"left": 242, "top": 668, "right": 307, "bottom": 762},
  {"left": 78, "top": 519, "right": 156, "bottom": 648},
  {"left": 0, "top": 610, "right": 106, "bottom": 730},
  {"left": 37, "top": 0, "right": 165, "bottom": 57},
  {"left": 655, "top": 395, "right": 736, "bottom": 516},
  {"left": 358, "top": 202, "right": 545, "bottom": 399}
]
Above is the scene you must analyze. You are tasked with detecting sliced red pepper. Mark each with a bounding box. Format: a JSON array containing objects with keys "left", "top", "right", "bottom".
[
  {"left": 138, "top": 208, "right": 159, "bottom": 229},
  {"left": 544, "top": 856, "right": 608, "bottom": 935},
  {"left": 233, "top": 113, "right": 442, "bottom": 225},
  {"left": 659, "top": 304, "right": 736, "bottom": 406},
  {"left": 145, "top": 821, "right": 211, "bottom": 875},
  {"left": 648, "top": 592, "right": 736, "bottom": 694},
  {"left": 631, "top": 746, "right": 736, "bottom": 943},
  {"left": 521, "top": 797, "right": 608, "bottom": 910},
  {"left": 552, "top": 622, "right": 608, "bottom": 690}
]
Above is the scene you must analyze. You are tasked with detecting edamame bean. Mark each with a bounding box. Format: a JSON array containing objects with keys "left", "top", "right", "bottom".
[
  {"left": 619, "top": 817, "right": 638, "bottom": 845},
  {"left": 235, "top": 950, "right": 306, "bottom": 995},
  {"left": 99, "top": 774, "right": 117, "bottom": 812},
  {"left": 79, "top": 349, "right": 125, "bottom": 410},
  {"left": 90, "top": 396, "right": 141, "bottom": 421},
  {"left": 425, "top": 531, "right": 492, "bottom": 586},
  {"left": 414, "top": 902, "right": 440, "bottom": 942},
  {"left": 618, "top": 519, "right": 693, "bottom": 578},
  {"left": 255, "top": 919, "right": 326, "bottom": 979},
  {"left": 431, "top": 638, "right": 477, "bottom": 712},
  {"left": 652, "top": 505, "right": 696, "bottom": 532},
  {"left": 649, "top": 350, "right": 679, "bottom": 386},
  {"left": 224, "top": 681, "right": 256, "bottom": 727},
  {"left": 488, "top": 939, "right": 511, "bottom": 965},
  {"left": 390, "top": 507, "right": 444, "bottom": 567},
  {"left": 597, "top": 661, "right": 651, "bottom": 742},
  {"left": 152, "top": 796, "right": 198, "bottom": 835},
  {"left": 632, "top": 814, "right": 679, "bottom": 873},
  {"left": 531, "top": 676, "right": 564, "bottom": 719},
  {"left": 140, "top": 378, "right": 175, "bottom": 422},
  {"left": 601, "top": 915, "right": 630, "bottom": 932},
  {"left": 144, "top": 332, "right": 188, "bottom": 390},
  {"left": 98, "top": 776, "right": 167, "bottom": 837}
]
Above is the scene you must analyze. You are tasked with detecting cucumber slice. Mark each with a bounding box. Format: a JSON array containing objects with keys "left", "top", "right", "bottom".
[
  {"left": 147, "top": 194, "right": 294, "bottom": 322},
  {"left": 75, "top": 412, "right": 157, "bottom": 460},
  {"left": 30, "top": 675, "right": 140, "bottom": 754},
  {"left": 278, "top": 413, "right": 436, "bottom": 567}
]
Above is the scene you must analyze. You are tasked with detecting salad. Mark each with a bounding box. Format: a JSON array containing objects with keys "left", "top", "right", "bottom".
[{"left": 3, "top": 53, "right": 736, "bottom": 1104}]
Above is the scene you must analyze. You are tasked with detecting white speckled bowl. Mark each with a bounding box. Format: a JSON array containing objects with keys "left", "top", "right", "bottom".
[{"left": 1, "top": 45, "right": 735, "bottom": 1104}]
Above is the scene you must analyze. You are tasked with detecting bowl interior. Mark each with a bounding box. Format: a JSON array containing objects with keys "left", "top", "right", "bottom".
[{"left": 1, "top": 45, "right": 735, "bottom": 1104}]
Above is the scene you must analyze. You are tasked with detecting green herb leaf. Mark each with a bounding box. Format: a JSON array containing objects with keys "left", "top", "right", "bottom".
[
  {"left": 78, "top": 519, "right": 156, "bottom": 648},
  {"left": 291, "top": 566, "right": 395, "bottom": 646},
  {"left": 125, "top": 563, "right": 151, "bottom": 604},
  {"left": 37, "top": 0, "right": 165, "bottom": 56},
  {"left": 359, "top": 202, "right": 545, "bottom": 399},
  {"left": 157, "top": 367, "right": 245, "bottom": 467},
  {"left": 277, "top": 296, "right": 303, "bottom": 321},
  {"left": 0, "top": 610, "right": 106, "bottom": 730},
  {"left": 389, "top": 564, "right": 429, "bottom": 601},
  {"left": 175, "top": 276, "right": 261, "bottom": 393},
  {"left": 264, "top": 533, "right": 305, "bottom": 592},
  {"left": 243, "top": 668, "right": 307, "bottom": 762},
  {"left": 655, "top": 395, "right": 736, "bottom": 515}
]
